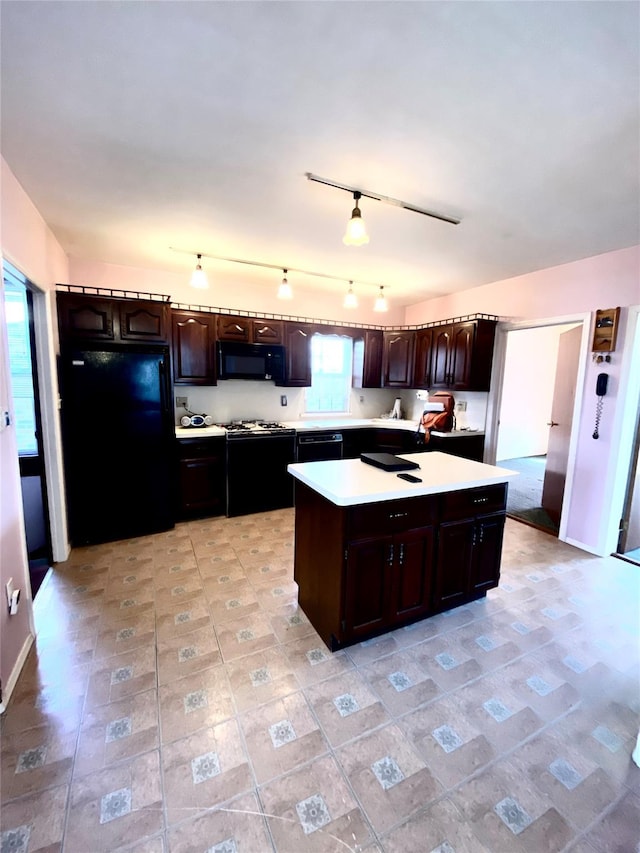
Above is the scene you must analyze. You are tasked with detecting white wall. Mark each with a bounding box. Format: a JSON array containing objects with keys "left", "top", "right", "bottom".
[
  {"left": 0, "top": 158, "right": 70, "bottom": 706},
  {"left": 496, "top": 324, "right": 578, "bottom": 461}
]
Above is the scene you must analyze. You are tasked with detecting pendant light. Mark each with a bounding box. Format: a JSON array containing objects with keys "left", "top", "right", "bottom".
[
  {"left": 343, "top": 281, "right": 358, "bottom": 309},
  {"left": 190, "top": 254, "right": 209, "bottom": 289},
  {"left": 343, "top": 191, "right": 369, "bottom": 246},
  {"left": 278, "top": 269, "right": 293, "bottom": 299},
  {"left": 374, "top": 285, "right": 388, "bottom": 312}
]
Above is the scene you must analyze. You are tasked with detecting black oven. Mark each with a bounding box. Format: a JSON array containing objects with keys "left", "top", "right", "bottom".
[{"left": 224, "top": 424, "right": 296, "bottom": 516}]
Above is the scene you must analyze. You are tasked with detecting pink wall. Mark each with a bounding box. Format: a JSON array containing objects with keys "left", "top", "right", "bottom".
[
  {"left": 405, "top": 246, "right": 640, "bottom": 325},
  {"left": 406, "top": 245, "right": 640, "bottom": 553},
  {"left": 68, "top": 258, "right": 407, "bottom": 328},
  {"left": 1, "top": 158, "right": 69, "bottom": 700}
]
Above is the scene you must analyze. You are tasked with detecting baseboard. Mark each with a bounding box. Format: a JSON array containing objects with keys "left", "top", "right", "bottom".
[{"left": 0, "top": 632, "right": 35, "bottom": 714}]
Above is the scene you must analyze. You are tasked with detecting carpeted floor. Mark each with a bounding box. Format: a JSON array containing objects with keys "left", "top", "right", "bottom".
[{"left": 499, "top": 455, "right": 559, "bottom": 535}]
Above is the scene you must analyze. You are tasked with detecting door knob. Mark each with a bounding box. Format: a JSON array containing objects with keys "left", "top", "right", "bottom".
[{"left": 547, "top": 420, "right": 559, "bottom": 427}]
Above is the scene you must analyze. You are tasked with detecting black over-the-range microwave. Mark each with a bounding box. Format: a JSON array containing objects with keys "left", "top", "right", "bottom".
[{"left": 217, "top": 341, "right": 286, "bottom": 382}]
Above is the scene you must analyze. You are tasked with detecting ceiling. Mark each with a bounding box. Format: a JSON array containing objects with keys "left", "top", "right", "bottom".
[{"left": 1, "top": 1, "right": 638, "bottom": 308}]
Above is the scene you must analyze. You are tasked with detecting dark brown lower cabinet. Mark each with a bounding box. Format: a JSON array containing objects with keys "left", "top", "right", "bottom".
[
  {"left": 344, "top": 526, "right": 434, "bottom": 643},
  {"left": 177, "top": 438, "right": 226, "bottom": 519},
  {"left": 293, "top": 481, "right": 506, "bottom": 649}
]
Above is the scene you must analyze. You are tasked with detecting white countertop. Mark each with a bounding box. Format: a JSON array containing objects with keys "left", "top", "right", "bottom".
[
  {"left": 174, "top": 419, "right": 485, "bottom": 439},
  {"left": 288, "top": 451, "right": 517, "bottom": 506},
  {"left": 175, "top": 425, "right": 226, "bottom": 438}
]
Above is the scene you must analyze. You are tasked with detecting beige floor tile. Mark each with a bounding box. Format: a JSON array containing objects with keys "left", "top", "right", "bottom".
[
  {"left": 65, "top": 750, "right": 164, "bottom": 852},
  {"left": 85, "top": 643, "right": 158, "bottom": 709},
  {"left": 158, "top": 666, "right": 235, "bottom": 745},
  {"left": 0, "top": 784, "right": 68, "bottom": 852},
  {"left": 304, "top": 669, "right": 391, "bottom": 747},
  {"left": 4, "top": 510, "right": 639, "bottom": 853},
  {"left": 1, "top": 720, "right": 77, "bottom": 799},
  {"left": 206, "top": 577, "right": 262, "bottom": 623},
  {"left": 240, "top": 691, "right": 328, "bottom": 784},
  {"left": 225, "top": 645, "right": 300, "bottom": 712},
  {"left": 215, "top": 612, "right": 278, "bottom": 662},
  {"left": 156, "top": 624, "right": 223, "bottom": 685},
  {"left": 166, "top": 791, "right": 273, "bottom": 853},
  {"left": 280, "top": 634, "right": 355, "bottom": 687},
  {"left": 259, "top": 754, "right": 373, "bottom": 852},
  {"left": 382, "top": 796, "right": 492, "bottom": 853},
  {"left": 335, "top": 722, "right": 443, "bottom": 834},
  {"left": 359, "top": 649, "right": 442, "bottom": 716},
  {"left": 74, "top": 689, "right": 160, "bottom": 778},
  {"left": 162, "top": 719, "right": 254, "bottom": 825}
]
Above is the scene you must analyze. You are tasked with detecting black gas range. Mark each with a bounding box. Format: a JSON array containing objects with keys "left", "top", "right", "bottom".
[
  {"left": 218, "top": 420, "right": 296, "bottom": 439},
  {"left": 219, "top": 420, "right": 296, "bottom": 516}
]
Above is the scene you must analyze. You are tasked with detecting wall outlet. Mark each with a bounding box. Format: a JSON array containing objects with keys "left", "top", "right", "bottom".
[
  {"left": 280, "top": 395, "right": 287, "bottom": 407},
  {"left": 359, "top": 395, "right": 364, "bottom": 403},
  {"left": 456, "top": 401, "right": 468, "bottom": 411},
  {"left": 176, "top": 397, "right": 188, "bottom": 409}
]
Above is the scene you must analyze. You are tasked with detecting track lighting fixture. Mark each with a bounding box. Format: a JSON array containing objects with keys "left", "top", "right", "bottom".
[
  {"left": 343, "top": 192, "right": 369, "bottom": 247},
  {"left": 277, "top": 269, "right": 293, "bottom": 299},
  {"left": 374, "top": 286, "right": 388, "bottom": 313},
  {"left": 190, "top": 254, "right": 209, "bottom": 289},
  {"left": 171, "top": 248, "right": 388, "bottom": 310},
  {"left": 343, "top": 281, "right": 358, "bottom": 309}
]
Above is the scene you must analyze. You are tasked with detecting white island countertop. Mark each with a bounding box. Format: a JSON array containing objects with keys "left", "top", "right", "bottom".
[{"left": 288, "top": 451, "right": 517, "bottom": 507}]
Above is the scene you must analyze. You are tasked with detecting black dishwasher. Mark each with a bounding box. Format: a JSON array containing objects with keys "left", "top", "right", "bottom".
[{"left": 297, "top": 432, "right": 344, "bottom": 462}]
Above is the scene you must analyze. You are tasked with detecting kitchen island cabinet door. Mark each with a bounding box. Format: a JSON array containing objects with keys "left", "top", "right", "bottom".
[
  {"left": 390, "top": 526, "right": 434, "bottom": 623},
  {"left": 470, "top": 512, "right": 505, "bottom": 595},
  {"left": 344, "top": 535, "right": 393, "bottom": 642},
  {"left": 172, "top": 310, "right": 217, "bottom": 385},
  {"left": 433, "top": 517, "right": 475, "bottom": 610}
]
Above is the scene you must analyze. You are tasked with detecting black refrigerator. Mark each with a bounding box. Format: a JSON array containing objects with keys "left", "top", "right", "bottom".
[{"left": 60, "top": 344, "right": 175, "bottom": 545}]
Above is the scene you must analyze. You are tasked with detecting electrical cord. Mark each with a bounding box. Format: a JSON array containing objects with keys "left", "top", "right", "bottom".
[{"left": 593, "top": 395, "right": 604, "bottom": 440}]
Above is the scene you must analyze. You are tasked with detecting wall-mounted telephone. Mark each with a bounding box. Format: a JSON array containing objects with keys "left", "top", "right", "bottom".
[{"left": 593, "top": 372, "right": 608, "bottom": 439}]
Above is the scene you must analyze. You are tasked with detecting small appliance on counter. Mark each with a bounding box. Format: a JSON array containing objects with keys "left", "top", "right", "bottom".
[{"left": 179, "top": 407, "right": 214, "bottom": 427}]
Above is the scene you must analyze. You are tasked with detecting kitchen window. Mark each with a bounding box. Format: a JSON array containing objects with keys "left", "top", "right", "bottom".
[{"left": 304, "top": 334, "right": 353, "bottom": 414}]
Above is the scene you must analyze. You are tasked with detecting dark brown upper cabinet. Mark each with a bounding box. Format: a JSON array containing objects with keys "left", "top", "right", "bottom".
[
  {"left": 382, "top": 330, "right": 416, "bottom": 388},
  {"left": 353, "top": 329, "right": 383, "bottom": 389},
  {"left": 57, "top": 292, "right": 169, "bottom": 345},
  {"left": 279, "top": 322, "right": 313, "bottom": 386},
  {"left": 172, "top": 310, "right": 217, "bottom": 385},
  {"left": 217, "top": 314, "right": 283, "bottom": 344},
  {"left": 430, "top": 319, "right": 496, "bottom": 391},
  {"left": 413, "top": 328, "right": 433, "bottom": 389}
]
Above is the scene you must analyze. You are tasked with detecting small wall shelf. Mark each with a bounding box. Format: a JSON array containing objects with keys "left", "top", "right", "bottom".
[{"left": 592, "top": 307, "right": 620, "bottom": 353}]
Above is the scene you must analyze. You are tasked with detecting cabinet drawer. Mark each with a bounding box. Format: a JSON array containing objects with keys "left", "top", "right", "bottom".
[
  {"left": 348, "top": 496, "right": 437, "bottom": 538},
  {"left": 440, "top": 484, "right": 507, "bottom": 520},
  {"left": 177, "top": 437, "right": 225, "bottom": 460}
]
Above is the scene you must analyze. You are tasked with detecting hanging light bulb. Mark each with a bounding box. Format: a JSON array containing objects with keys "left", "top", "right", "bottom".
[
  {"left": 190, "top": 254, "right": 209, "bottom": 289},
  {"left": 343, "top": 281, "right": 358, "bottom": 308},
  {"left": 278, "top": 269, "right": 293, "bottom": 299},
  {"left": 374, "top": 285, "right": 388, "bottom": 312},
  {"left": 343, "top": 191, "right": 369, "bottom": 246}
]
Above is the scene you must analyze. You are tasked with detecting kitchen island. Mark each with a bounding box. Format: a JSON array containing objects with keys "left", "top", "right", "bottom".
[{"left": 288, "top": 452, "right": 517, "bottom": 650}]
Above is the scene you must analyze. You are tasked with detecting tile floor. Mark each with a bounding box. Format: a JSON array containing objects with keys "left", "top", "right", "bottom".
[{"left": 1, "top": 510, "right": 639, "bottom": 853}]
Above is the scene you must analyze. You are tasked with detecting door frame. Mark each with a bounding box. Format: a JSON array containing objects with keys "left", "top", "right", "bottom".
[
  {"left": 610, "top": 306, "right": 640, "bottom": 556},
  {"left": 485, "top": 312, "right": 591, "bottom": 542}
]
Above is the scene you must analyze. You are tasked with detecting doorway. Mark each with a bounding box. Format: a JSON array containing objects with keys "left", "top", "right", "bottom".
[
  {"left": 3, "top": 263, "right": 53, "bottom": 597},
  {"left": 495, "top": 322, "right": 582, "bottom": 536}
]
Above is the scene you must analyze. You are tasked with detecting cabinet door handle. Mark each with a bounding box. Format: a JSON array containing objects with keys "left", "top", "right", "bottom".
[
  {"left": 388, "top": 544, "right": 394, "bottom": 565},
  {"left": 472, "top": 497, "right": 489, "bottom": 504},
  {"left": 390, "top": 511, "right": 408, "bottom": 519},
  {"left": 399, "top": 544, "right": 404, "bottom": 565}
]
